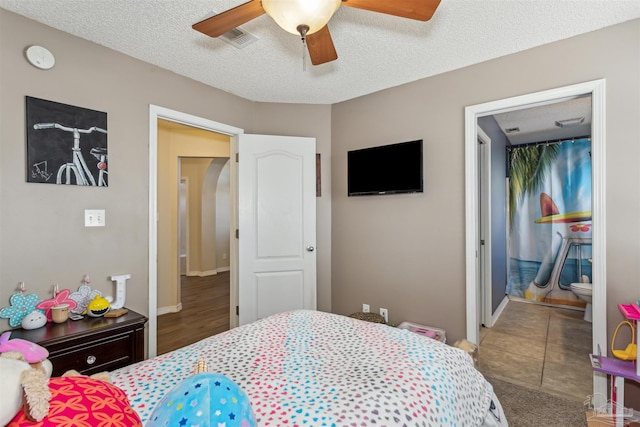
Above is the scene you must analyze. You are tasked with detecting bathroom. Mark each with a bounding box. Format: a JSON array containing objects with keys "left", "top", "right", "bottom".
[{"left": 477, "top": 96, "right": 594, "bottom": 400}]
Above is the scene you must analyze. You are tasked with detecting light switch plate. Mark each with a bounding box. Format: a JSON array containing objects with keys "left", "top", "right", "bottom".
[{"left": 85, "top": 209, "right": 105, "bottom": 227}]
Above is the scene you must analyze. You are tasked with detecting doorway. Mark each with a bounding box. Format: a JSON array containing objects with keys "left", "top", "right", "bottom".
[
  {"left": 156, "top": 155, "right": 231, "bottom": 355},
  {"left": 149, "top": 107, "right": 318, "bottom": 358},
  {"left": 148, "top": 105, "right": 244, "bottom": 358},
  {"left": 177, "top": 156, "right": 230, "bottom": 278},
  {"left": 464, "top": 79, "right": 607, "bottom": 398}
]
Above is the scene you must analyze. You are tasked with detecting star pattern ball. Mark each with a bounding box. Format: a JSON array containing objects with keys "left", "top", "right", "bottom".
[{"left": 147, "top": 372, "right": 256, "bottom": 427}]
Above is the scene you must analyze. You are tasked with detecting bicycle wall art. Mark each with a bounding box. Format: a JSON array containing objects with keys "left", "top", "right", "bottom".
[{"left": 26, "top": 96, "right": 108, "bottom": 186}]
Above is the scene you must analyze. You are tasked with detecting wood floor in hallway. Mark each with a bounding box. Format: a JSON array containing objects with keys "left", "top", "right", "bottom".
[
  {"left": 157, "top": 272, "right": 230, "bottom": 355},
  {"left": 478, "top": 299, "right": 593, "bottom": 402}
]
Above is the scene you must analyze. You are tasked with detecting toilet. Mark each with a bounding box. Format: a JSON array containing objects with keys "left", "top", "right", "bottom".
[{"left": 570, "top": 282, "right": 593, "bottom": 322}]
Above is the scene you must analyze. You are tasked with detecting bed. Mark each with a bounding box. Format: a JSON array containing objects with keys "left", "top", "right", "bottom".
[{"left": 110, "top": 310, "right": 508, "bottom": 426}]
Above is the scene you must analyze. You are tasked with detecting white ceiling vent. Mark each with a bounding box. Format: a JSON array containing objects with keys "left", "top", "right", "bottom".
[{"left": 220, "top": 27, "right": 258, "bottom": 49}]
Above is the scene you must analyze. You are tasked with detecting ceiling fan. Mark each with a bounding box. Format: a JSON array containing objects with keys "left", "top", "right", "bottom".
[{"left": 193, "top": 0, "right": 441, "bottom": 66}]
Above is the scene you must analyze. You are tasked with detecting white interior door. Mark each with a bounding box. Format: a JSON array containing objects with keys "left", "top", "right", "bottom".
[
  {"left": 238, "top": 134, "right": 317, "bottom": 325},
  {"left": 477, "top": 140, "right": 485, "bottom": 328},
  {"left": 478, "top": 127, "right": 493, "bottom": 328}
]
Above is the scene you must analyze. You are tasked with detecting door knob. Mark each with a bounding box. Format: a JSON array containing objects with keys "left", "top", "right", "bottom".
[{"left": 306, "top": 246, "right": 315, "bottom": 252}]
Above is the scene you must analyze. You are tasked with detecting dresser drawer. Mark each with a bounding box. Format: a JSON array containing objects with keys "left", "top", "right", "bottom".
[
  {"left": 48, "top": 332, "right": 134, "bottom": 376},
  {"left": 4, "top": 309, "right": 147, "bottom": 377}
]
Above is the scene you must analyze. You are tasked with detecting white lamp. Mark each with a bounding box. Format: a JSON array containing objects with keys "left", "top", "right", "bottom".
[{"left": 262, "top": 0, "right": 342, "bottom": 36}]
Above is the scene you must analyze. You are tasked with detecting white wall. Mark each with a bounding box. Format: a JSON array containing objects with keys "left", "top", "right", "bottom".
[{"left": 215, "top": 160, "right": 231, "bottom": 271}]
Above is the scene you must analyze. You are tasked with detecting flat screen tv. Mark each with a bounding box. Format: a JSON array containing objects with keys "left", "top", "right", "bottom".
[{"left": 348, "top": 139, "right": 423, "bottom": 196}]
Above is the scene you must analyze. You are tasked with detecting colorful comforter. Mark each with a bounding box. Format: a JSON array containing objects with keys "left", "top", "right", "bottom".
[{"left": 111, "top": 310, "right": 507, "bottom": 426}]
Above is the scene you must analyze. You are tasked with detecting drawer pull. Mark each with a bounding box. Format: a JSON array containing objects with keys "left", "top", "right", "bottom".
[{"left": 86, "top": 355, "right": 97, "bottom": 365}]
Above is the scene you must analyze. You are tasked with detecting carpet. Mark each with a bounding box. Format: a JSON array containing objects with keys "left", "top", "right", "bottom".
[{"left": 486, "top": 376, "right": 588, "bottom": 427}]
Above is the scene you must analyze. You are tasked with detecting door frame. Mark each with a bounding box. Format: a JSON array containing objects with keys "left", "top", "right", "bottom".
[
  {"left": 464, "top": 79, "right": 607, "bottom": 397},
  {"left": 148, "top": 105, "right": 243, "bottom": 358},
  {"left": 179, "top": 177, "right": 189, "bottom": 279}
]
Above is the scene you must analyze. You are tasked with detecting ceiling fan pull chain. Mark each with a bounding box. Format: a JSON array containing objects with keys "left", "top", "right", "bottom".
[
  {"left": 302, "top": 39, "right": 307, "bottom": 72},
  {"left": 297, "top": 24, "right": 310, "bottom": 72}
]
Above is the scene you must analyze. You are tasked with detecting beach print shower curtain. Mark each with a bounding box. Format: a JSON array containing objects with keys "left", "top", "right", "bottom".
[{"left": 507, "top": 138, "right": 592, "bottom": 307}]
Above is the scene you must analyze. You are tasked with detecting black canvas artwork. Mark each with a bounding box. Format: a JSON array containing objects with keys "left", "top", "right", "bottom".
[{"left": 26, "top": 96, "right": 108, "bottom": 186}]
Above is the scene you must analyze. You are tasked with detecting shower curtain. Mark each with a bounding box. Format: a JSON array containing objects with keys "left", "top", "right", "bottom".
[{"left": 507, "top": 138, "right": 592, "bottom": 307}]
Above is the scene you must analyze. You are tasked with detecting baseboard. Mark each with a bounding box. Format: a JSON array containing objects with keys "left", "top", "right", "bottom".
[
  {"left": 187, "top": 270, "right": 218, "bottom": 277},
  {"left": 491, "top": 296, "right": 510, "bottom": 325},
  {"left": 508, "top": 295, "right": 585, "bottom": 311},
  {"left": 216, "top": 266, "right": 230, "bottom": 273},
  {"left": 157, "top": 302, "right": 182, "bottom": 316}
]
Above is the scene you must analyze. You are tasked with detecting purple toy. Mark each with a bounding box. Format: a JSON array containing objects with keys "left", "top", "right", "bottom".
[{"left": 0, "top": 331, "right": 48, "bottom": 363}]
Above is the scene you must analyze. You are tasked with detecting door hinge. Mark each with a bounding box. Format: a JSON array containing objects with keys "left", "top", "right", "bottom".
[
  {"left": 235, "top": 229, "right": 239, "bottom": 239},
  {"left": 236, "top": 305, "right": 239, "bottom": 316},
  {"left": 480, "top": 239, "right": 485, "bottom": 245},
  {"left": 235, "top": 153, "right": 239, "bottom": 162}
]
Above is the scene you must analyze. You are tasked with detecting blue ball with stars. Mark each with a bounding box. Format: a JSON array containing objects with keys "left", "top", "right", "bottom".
[{"left": 147, "top": 372, "right": 257, "bottom": 427}]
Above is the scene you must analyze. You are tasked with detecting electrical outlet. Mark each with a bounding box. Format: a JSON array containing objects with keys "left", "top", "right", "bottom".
[
  {"left": 362, "top": 304, "right": 370, "bottom": 313},
  {"left": 379, "top": 308, "right": 388, "bottom": 323}
]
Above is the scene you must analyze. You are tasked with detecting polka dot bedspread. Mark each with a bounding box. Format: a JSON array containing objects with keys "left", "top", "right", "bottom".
[{"left": 110, "top": 310, "right": 503, "bottom": 426}]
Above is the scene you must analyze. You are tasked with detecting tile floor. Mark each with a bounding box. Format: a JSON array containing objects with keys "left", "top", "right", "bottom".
[{"left": 478, "top": 298, "right": 593, "bottom": 402}]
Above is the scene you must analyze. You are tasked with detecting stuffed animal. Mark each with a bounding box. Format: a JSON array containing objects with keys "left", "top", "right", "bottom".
[
  {"left": 0, "top": 341, "right": 53, "bottom": 425},
  {"left": 453, "top": 338, "right": 479, "bottom": 368},
  {"left": 0, "top": 349, "right": 110, "bottom": 425},
  {"left": 62, "top": 368, "right": 111, "bottom": 384},
  {"left": 0, "top": 331, "right": 48, "bottom": 363},
  {"left": 0, "top": 332, "right": 132, "bottom": 427},
  {"left": 0, "top": 354, "right": 33, "bottom": 425}
]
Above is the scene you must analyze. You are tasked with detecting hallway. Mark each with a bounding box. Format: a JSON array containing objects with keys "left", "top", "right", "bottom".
[
  {"left": 157, "top": 272, "right": 230, "bottom": 355},
  {"left": 478, "top": 299, "right": 593, "bottom": 402}
]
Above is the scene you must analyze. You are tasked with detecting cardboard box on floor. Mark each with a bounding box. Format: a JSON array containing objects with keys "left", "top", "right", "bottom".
[{"left": 586, "top": 411, "right": 640, "bottom": 427}]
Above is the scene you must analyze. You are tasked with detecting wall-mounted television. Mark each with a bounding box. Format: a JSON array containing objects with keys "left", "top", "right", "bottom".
[{"left": 348, "top": 139, "right": 423, "bottom": 196}]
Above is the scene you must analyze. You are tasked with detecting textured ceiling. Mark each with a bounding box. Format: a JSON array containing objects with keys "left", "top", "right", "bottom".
[
  {"left": 1, "top": 0, "right": 639, "bottom": 105},
  {"left": 493, "top": 96, "right": 592, "bottom": 145}
]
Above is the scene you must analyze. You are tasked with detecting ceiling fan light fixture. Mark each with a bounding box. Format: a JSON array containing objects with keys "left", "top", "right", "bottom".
[{"left": 262, "top": 0, "right": 341, "bottom": 36}]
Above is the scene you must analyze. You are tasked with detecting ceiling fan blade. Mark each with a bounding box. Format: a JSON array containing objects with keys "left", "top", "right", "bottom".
[
  {"left": 306, "top": 26, "right": 338, "bottom": 66},
  {"left": 193, "top": 0, "right": 265, "bottom": 38},
  {"left": 342, "top": 0, "right": 441, "bottom": 21}
]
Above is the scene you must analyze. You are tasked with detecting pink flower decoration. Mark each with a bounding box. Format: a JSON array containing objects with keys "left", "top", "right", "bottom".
[{"left": 35, "top": 289, "right": 78, "bottom": 322}]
